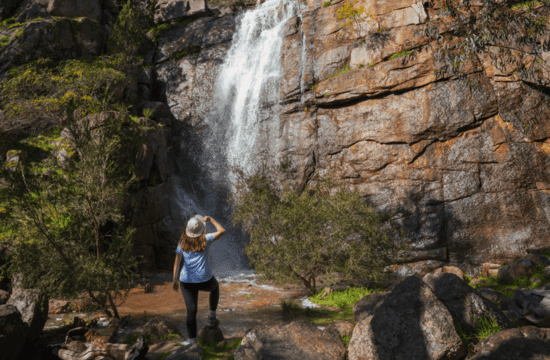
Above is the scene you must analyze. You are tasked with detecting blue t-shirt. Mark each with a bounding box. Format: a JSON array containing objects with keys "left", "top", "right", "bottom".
[{"left": 175, "top": 233, "right": 215, "bottom": 283}]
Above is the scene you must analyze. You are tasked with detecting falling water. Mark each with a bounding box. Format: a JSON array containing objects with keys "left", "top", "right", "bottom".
[{"left": 171, "top": 0, "right": 305, "bottom": 277}]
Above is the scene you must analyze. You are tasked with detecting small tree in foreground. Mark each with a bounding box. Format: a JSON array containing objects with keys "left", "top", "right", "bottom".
[
  {"left": 231, "top": 171, "right": 403, "bottom": 291},
  {"left": 0, "top": 112, "right": 141, "bottom": 319}
]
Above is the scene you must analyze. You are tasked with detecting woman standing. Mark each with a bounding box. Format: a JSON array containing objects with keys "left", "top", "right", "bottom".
[{"left": 172, "top": 215, "right": 226, "bottom": 344}]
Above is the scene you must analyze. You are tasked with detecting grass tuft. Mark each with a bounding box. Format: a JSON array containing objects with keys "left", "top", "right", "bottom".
[
  {"left": 387, "top": 49, "right": 414, "bottom": 60},
  {"left": 323, "top": 0, "right": 332, "bottom": 6},
  {"left": 0, "top": 36, "right": 9, "bottom": 46},
  {"left": 327, "top": 65, "right": 352, "bottom": 79},
  {"left": 198, "top": 337, "right": 242, "bottom": 360}
]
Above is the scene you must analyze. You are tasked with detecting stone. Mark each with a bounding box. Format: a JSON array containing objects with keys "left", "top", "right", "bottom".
[
  {"left": 85, "top": 329, "right": 111, "bottom": 344},
  {"left": 47, "top": 0, "right": 102, "bottom": 21},
  {"left": 432, "top": 266, "right": 464, "bottom": 280},
  {"left": 133, "top": 316, "right": 182, "bottom": 339},
  {"left": 545, "top": 266, "right": 550, "bottom": 278},
  {"left": 235, "top": 320, "right": 346, "bottom": 360},
  {"left": 422, "top": 272, "right": 513, "bottom": 336},
  {"left": 476, "top": 288, "right": 506, "bottom": 305},
  {"left": 139, "top": 84, "right": 151, "bottom": 101},
  {"left": 348, "top": 276, "right": 466, "bottom": 360},
  {"left": 198, "top": 325, "right": 224, "bottom": 344},
  {"left": 386, "top": 260, "right": 445, "bottom": 277},
  {"left": 0, "top": 0, "right": 20, "bottom": 20},
  {"left": 469, "top": 326, "right": 550, "bottom": 360},
  {"left": 49, "top": 299, "right": 71, "bottom": 314},
  {"left": 482, "top": 263, "right": 501, "bottom": 278},
  {"left": 67, "top": 341, "right": 88, "bottom": 352},
  {"left": 397, "top": 247, "right": 447, "bottom": 263},
  {"left": 378, "top": 5, "right": 427, "bottom": 30},
  {"left": 7, "top": 284, "right": 49, "bottom": 343},
  {"left": 141, "top": 101, "right": 175, "bottom": 126},
  {"left": 164, "top": 343, "right": 203, "bottom": 360},
  {"left": 0, "top": 289, "right": 9, "bottom": 305},
  {"left": 498, "top": 254, "right": 550, "bottom": 285},
  {"left": 327, "top": 320, "right": 355, "bottom": 338},
  {"left": 5, "top": 149, "right": 22, "bottom": 171},
  {"left": 154, "top": 0, "right": 208, "bottom": 24},
  {"left": 352, "top": 291, "right": 390, "bottom": 322},
  {"left": 0, "top": 304, "right": 27, "bottom": 360},
  {"left": 138, "top": 68, "right": 154, "bottom": 86},
  {"left": 504, "top": 289, "right": 550, "bottom": 327}
]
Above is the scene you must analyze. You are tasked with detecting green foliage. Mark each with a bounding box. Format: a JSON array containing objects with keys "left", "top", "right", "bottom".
[
  {"left": 198, "top": 337, "right": 242, "bottom": 360},
  {"left": 454, "top": 322, "right": 471, "bottom": 348},
  {"left": 0, "top": 58, "right": 127, "bottom": 135},
  {"left": 323, "top": 0, "right": 332, "bottom": 7},
  {"left": 309, "top": 83, "right": 318, "bottom": 90},
  {"left": 143, "top": 108, "right": 153, "bottom": 119},
  {"left": 327, "top": 65, "right": 352, "bottom": 79},
  {"left": 341, "top": 335, "right": 350, "bottom": 344},
  {"left": 124, "top": 332, "right": 181, "bottom": 345},
  {"left": 231, "top": 172, "right": 402, "bottom": 291},
  {"left": 0, "top": 36, "right": 9, "bottom": 46},
  {"left": 310, "top": 287, "right": 376, "bottom": 309},
  {"left": 336, "top": 0, "right": 376, "bottom": 38},
  {"left": 108, "top": 1, "right": 146, "bottom": 70},
  {"left": 0, "top": 111, "right": 142, "bottom": 319},
  {"left": 473, "top": 317, "right": 504, "bottom": 342},
  {"left": 173, "top": 46, "right": 201, "bottom": 60},
  {"left": 0, "top": 18, "right": 25, "bottom": 30},
  {"left": 387, "top": 49, "right": 414, "bottom": 60}
]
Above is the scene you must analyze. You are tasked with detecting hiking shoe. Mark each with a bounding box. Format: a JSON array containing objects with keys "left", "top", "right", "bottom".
[{"left": 208, "top": 316, "right": 220, "bottom": 327}]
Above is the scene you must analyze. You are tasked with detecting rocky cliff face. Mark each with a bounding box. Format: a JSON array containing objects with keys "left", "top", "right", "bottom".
[{"left": 152, "top": 0, "right": 550, "bottom": 274}]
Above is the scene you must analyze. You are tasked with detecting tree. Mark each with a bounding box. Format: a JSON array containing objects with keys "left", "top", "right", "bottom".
[
  {"left": 108, "top": 0, "right": 147, "bottom": 71},
  {"left": 0, "top": 111, "right": 142, "bottom": 319},
  {"left": 230, "top": 171, "right": 403, "bottom": 291}
]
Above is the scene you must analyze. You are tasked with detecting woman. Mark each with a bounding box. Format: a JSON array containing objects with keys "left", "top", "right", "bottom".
[{"left": 172, "top": 214, "right": 226, "bottom": 344}]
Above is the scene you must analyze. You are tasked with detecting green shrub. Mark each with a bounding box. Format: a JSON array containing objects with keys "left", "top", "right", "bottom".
[
  {"left": 0, "top": 57, "right": 127, "bottom": 134},
  {"left": 231, "top": 173, "right": 403, "bottom": 291},
  {"left": 0, "top": 36, "right": 9, "bottom": 46},
  {"left": 323, "top": 0, "right": 332, "bottom": 6},
  {"left": 387, "top": 49, "right": 414, "bottom": 60},
  {"left": 341, "top": 335, "right": 350, "bottom": 344},
  {"left": 108, "top": 1, "right": 145, "bottom": 70},
  {"left": 473, "top": 316, "right": 504, "bottom": 342}
]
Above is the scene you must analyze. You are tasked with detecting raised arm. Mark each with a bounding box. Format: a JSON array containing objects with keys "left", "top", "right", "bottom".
[
  {"left": 172, "top": 252, "right": 183, "bottom": 291},
  {"left": 203, "top": 216, "right": 226, "bottom": 241}
]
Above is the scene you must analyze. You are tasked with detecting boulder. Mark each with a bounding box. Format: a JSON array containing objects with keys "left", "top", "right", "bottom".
[
  {"left": 0, "top": 0, "right": 20, "bottom": 20},
  {"left": 348, "top": 276, "right": 467, "bottom": 360},
  {"left": 198, "top": 324, "right": 224, "bottom": 344},
  {"left": 0, "top": 289, "right": 9, "bottom": 305},
  {"left": 422, "top": 272, "right": 513, "bottom": 336},
  {"left": 7, "top": 284, "right": 49, "bottom": 343},
  {"left": 470, "top": 326, "right": 550, "bottom": 360},
  {"left": 327, "top": 320, "right": 355, "bottom": 338},
  {"left": 352, "top": 291, "right": 390, "bottom": 322},
  {"left": 432, "top": 266, "right": 464, "bottom": 280},
  {"left": 504, "top": 289, "right": 550, "bottom": 327},
  {"left": 482, "top": 263, "right": 501, "bottom": 278},
  {"left": 544, "top": 266, "right": 550, "bottom": 278},
  {"left": 132, "top": 316, "right": 181, "bottom": 339},
  {"left": 47, "top": 0, "right": 102, "bottom": 21},
  {"left": 164, "top": 343, "right": 203, "bottom": 360},
  {"left": 235, "top": 320, "right": 346, "bottom": 360},
  {"left": 498, "top": 254, "right": 550, "bottom": 285},
  {"left": 476, "top": 288, "right": 506, "bottom": 305},
  {"left": 386, "top": 260, "right": 445, "bottom": 277},
  {"left": 154, "top": 0, "right": 208, "bottom": 24},
  {"left": 0, "top": 304, "right": 27, "bottom": 360}
]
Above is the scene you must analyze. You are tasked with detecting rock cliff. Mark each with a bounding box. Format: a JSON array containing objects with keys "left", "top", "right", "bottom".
[{"left": 152, "top": 0, "right": 550, "bottom": 274}]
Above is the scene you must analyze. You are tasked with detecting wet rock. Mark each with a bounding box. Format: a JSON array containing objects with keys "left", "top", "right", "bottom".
[
  {"left": 154, "top": 0, "right": 208, "bottom": 24},
  {"left": 352, "top": 291, "right": 390, "bottom": 322},
  {"left": 133, "top": 126, "right": 170, "bottom": 182},
  {"left": 198, "top": 325, "right": 224, "bottom": 344},
  {"left": 0, "top": 304, "right": 27, "bottom": 360},
  {"left": 498, "top": 254, "right": 550, "bottom": 285},
  {"left": 164, "top": 343, "right": 203, "bottom": 360},
  {"left": 422, "top": 272, "right": 513, "bottom": 336},
  {"left": 470, "top": 326, "right": 550, "bottom": 360},
  {"left": 504, "top": 289, "right": 550, "bottom": 327},
  {"left": 348, "top": 276, "right": 466, "bottom": 360},
  {"left": 482, "top": 263, "right": 501, "bottom": 278},
  {"left": 7, "top": 283, "right": 49, "bottom": 343},
  {"left": 0, "top": 289, "right": 9, "bottom": 305},
  {"left": 327, "top": 320, "right": 355, "bottom": 338},
  {"left": 235, "top": 320, "right": 345, "bottom": 360}
]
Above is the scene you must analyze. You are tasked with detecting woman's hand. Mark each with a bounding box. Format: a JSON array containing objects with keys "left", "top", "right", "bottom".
[
  {"left": 202, "top": 216, "right": 211, "bottom": 223},
  {"left": 173, "top": 281, "right": 179, "bottom": 292}
]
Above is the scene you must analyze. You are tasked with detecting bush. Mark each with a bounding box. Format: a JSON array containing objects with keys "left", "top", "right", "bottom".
[
  {"left": 108, "top": 1, "right": 146, "bottom": 70},
  {"left": 231, "top": 172, "right": 403, "bottom": 291},
  {"left": 0, "top": 111, "right": 142, "bottom": 319},
  {"left": 0, "top": 58, "right": 128, "bottom": 135}
]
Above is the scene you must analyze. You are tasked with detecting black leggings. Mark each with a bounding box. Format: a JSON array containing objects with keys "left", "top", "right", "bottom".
[{"left": 179, "top": 276, "right": 220, "bottom": 338}]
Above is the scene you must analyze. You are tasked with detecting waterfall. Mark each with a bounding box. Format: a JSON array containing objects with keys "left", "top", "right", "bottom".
[{"left": 171, "top": 0, "right": 305, "bottom": 277}]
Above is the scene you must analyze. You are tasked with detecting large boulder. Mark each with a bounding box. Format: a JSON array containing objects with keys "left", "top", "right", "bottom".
[
  {"left": 348, "top": 276, "right": 467, "bottom": 360},
  {"left": 0, "top": 305, "right": 27, "bottom": 360},
  {"left": 352, "top": 291, "right": 390, "bottom": 322},
  {"left": 132, "top": 317, "right": 181, "bottom": 339},
  {"left": 498, "top": 254, "right": 550, "bottom": 285},
  {"left": 470, "top": 326, "right": 550, "bottom": 360},
  {"left": 422, "top": 272, "right": 513, "bottom": 336},
  {"left": 7, "top": 284, "right": 49, "bottom": 342},
  {"left": 12, "top": 0, "right": 101, "bottom": 22},
  {"left": 234, "top": 320, "right": 346, "bottom": 360},
  {"left": 154, "top": 0, "right": 208, "bottom": 24},
  {"left": 504, "top": 289, "right": 550, "bottom": 327}
]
